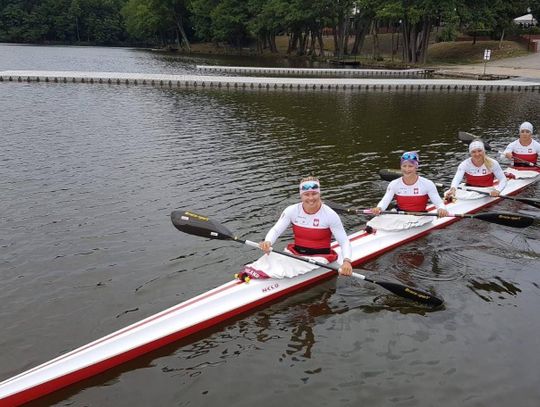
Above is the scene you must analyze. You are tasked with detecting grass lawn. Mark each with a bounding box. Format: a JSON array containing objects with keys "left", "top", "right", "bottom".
[{"left": 426, "top": 40, "right": 529, "bottom": 64}]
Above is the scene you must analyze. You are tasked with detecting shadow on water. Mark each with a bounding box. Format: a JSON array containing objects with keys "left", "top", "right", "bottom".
[{"left": 467, "top": 276, "right": 522, "bottom": 303}]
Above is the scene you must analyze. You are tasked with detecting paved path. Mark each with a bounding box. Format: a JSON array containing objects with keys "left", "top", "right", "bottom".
[{"left": 435, "top": 52, "right": 540, "bottom": 79}]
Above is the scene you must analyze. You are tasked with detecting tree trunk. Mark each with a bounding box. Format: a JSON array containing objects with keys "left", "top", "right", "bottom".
[
  {"left": 308, "top": 31, "right": 316, "bottom": 56},
  {"left": 75, "top": 17, "right": 80, "bottom": 42},
  {"left": 351, "top": 15, "right": 371, "bottom": 55},
  {"left": 371, "top": 20, "right": 380, "bottom": 60},
  {"left": 298, "top": 31, "right": 308, "bottom": 56},
  {"left": 269, "top": 33, "right": 278, "bottom": 53},
  {"left": 317, "top": 32, "right": 324, "bottom": 56},
  {"left": 401, "top": 17, "right": 433, "bottom": 64},
  {"left": 176, "top": 19, "right": 191, "bottom": 51},
  {"left": 333, "top": 9, "right": 347, "bottom": 58},
  {"left": 288, "top": 31, "right": 299, "bottom": 54},
  {"left": 498, "top": 28, "right": 505, "bottom": 49},
  {"left": 333, "top": 26, "right": 339, "bottom": 57}
]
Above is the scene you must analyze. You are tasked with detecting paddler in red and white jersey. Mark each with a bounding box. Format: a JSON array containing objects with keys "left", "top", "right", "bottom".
[
  {"left": 370, "top": 152, "right": 449, "bottom": 217},
  {"left": 445, "top": 140, "right": 507, "bottom": 199},
  {"left": 503, "top": 121, "right": 540, "bottom": 167},
  {"left": 243, "top": 177, "right": 352, "bottom": 279}
]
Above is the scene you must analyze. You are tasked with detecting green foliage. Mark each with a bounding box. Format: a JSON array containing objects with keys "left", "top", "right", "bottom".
[
  {"left": 210, "top": 0, "right": 250, "bottom": 45},
  {"left": 0, "top": 0, "right": 126, "bottom": 44},
  {"left": 0, "top": 0, "right": 536, "bottom": 53}
]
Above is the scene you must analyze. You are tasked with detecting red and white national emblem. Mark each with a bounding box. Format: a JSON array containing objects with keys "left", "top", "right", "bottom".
[{"left": 313, "top": 218, "right": 320, "bottom": 226}]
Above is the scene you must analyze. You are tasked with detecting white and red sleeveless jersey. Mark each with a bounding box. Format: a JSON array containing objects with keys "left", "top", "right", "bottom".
[
  {"left": 450, "top": 158, "right": 507, "bottom": 190},
  {"left": 503, "top": 139, "right": 540, "bottom": 165},
  {"left": 264, "top": 203, "right": 352, "bottom": 261},
  {"left": 377, "top": 176, "right": 445, "bottom": 212}
]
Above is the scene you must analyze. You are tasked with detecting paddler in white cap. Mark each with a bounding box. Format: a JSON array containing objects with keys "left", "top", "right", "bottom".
[
  {"left": 445, "top": 140, "right": 507, "bottom": 199},
  {"left": 371, "top": 152, "right": 448, "bottom": 217},
  {"left": 503, "top": 121, "right": 540, "bottom": 167},
  {"left": 241, "top": 177, "right": 352, "bottom": 280}
]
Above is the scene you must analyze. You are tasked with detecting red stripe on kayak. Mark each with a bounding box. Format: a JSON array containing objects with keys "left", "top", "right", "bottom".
[
  {"left": 1, "top": 271, "right": 335, "bottom": 406},
  {"left": 0, "top": 280, "right": 242, "bottom": 398}
]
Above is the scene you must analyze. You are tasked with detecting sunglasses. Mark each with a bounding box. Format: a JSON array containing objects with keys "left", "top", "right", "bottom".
[
  {"left": 401, "top": 152, "right": 419, "bottom": 161},
  {"left": 301, "top": 181, "right": 320, "bottom": 191}
]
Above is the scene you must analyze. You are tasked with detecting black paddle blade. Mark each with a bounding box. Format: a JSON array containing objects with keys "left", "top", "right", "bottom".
[
  {"left": 379, "top": 169, "right": 401, "bottom": 182},
  {"left": 457, "top": 131, "right": 475, "bottom": 144},
  {"left": 519, "top": 197, "right": 540, "bottom": 209},
  {"left": 373, "top": 280, "right": 443, "bottom": 306},
  {"left": 325, "top": 200, "right": 357, "bottom": 214},
  {"left": 473, "top": 212, "right": 535, "bottom": 228},
  {"left": 457, "top": 131, "right": 492, "bottom": 151},
  {"left": 171, "top": 210, "right": 235, "bottom": 240}
]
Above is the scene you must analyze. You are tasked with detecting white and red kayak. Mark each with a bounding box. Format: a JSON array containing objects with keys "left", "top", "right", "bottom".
[{"left": 0, "top": 168, "right": 538, "bottom": 406}]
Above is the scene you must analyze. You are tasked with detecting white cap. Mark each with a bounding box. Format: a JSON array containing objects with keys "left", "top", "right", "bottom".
[
  {"left": 519, "top": 121, "right": 533, "bottom": 133},
  {"left": 469, "top": 140, "right": 485, "bottom": 153}
]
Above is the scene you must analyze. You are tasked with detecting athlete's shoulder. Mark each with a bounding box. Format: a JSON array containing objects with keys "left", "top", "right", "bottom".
[
  {"left": 418, "top": 175, "right": 435, "bottom": 184},
  {"left": 321, "top": 203, "right": 339, "bottom": 216},
  {"left": 282, "top": 203, "right": 301, "bottom": 216}
]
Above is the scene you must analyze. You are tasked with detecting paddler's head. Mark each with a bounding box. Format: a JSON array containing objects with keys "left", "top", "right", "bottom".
[
  {"left": 400, "top": 151, "right": 419, "bottom": 175},
  {"left": 519, "top": 121, "right": 533, "bottom": 144},
  {"left": 468, "top": 140, "right": 485, "bottom": 161},
  {"left": 299, "top": 177, "right": 322, "bottom": 213}
]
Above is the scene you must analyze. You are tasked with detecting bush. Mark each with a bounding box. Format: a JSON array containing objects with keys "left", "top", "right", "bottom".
[{"left": 437, "top": 24, "right": 459, "bottom": 42}]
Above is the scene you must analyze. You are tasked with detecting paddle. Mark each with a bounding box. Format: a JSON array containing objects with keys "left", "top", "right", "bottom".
[
  {"left": 450, "top": 185, "right": 540, "bottom": 209},
  {"left": 170, "top": 210, "right": 444, "bottom": 306},
  {"left": 377, "top": 169, "right": 540, "bottom": 209},
  {"left": 327, "top": 203, "right": 534, "bottom": 228},
  {"left": 458, "top": 131, "right": 540, "bottom": 169}
]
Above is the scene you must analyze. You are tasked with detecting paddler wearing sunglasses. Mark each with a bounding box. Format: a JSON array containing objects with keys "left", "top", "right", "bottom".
[
  {"left": 444, "top": 140, "right": 507, "bottom": 200},
  {"left": 503, "top": 121, "right": 540, "bottom": 167},
  {"left": 241, "top": 177, "right": 352, "bottom": 279},
  {"left": 371, "top": 152, "right": 449, "bottom": 217}
]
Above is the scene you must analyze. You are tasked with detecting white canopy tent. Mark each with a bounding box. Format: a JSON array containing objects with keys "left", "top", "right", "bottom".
[{"left": 513, "top": 13, "right": 537, "bottom": 26}]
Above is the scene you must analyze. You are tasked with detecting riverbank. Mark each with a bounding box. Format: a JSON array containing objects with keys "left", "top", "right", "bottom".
[{"left": 173, "top": 36, "right": 539, "bottom": 79}]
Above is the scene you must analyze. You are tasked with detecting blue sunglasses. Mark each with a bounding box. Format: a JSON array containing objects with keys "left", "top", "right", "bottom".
[
  {"left": 301, "top": 181, "right": 320, "bottom": 191},
  {"left": 401, "top": 152, "right": 419, "bottom": 161}
]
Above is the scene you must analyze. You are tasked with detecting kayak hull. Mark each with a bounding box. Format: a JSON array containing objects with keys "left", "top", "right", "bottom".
[{"left": 0, "top": 169, "right": 537, "bottom": 405}]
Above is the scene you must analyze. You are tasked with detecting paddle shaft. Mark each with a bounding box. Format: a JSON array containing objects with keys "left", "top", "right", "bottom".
[
  {"left": 236, "top": 238, "right": 441, "bottom": 304},
  {"left": 170, "top": 210, "right": 444, "bottom": 306},
  {"left": 326, "top": 200, "right": 534, "bottom": 228},
  {"left": 376, "top": 209, "right": 534, "bottom": 227},
  {"left": 242, "top": 239, "right": 367, "bottom": 281},
  {"left": 439, "top": 183, "right": 540, "bottom": 209},
  {"left": 378, "top": 210, "right": 500, "bottom": 221}
]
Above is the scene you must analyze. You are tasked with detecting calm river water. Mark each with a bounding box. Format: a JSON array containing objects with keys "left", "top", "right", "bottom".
[{"left": 1, "top": 44, "right": 539, "bottom": 406}]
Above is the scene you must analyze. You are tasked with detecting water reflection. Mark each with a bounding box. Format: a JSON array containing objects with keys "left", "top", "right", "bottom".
[{"left": 468, "top": 277, "right": 522, "bottom": 302}]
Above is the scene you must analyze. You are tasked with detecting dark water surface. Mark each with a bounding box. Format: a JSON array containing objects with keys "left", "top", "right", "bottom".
[{"left": 1, "top": 45, "right": 539, "bottom": 406}]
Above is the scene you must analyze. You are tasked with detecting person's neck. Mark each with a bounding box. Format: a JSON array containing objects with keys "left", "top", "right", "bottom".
[
  {"left": 303, "top": 202, "right": 322, "bottom": 214},
  {"left": 471, "top": 156, "right": 484, "bottom": 166},
  {"left": 402, "top": 173, "right": 418, "bottom": 185}
]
